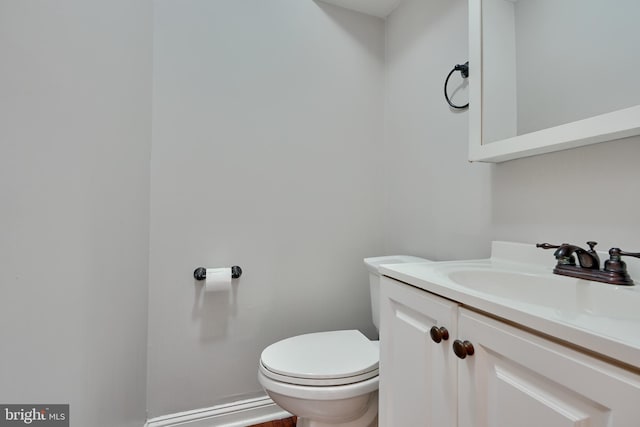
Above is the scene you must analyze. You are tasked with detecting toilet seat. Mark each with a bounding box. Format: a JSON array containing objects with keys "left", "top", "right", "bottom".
[{"left": 260, "top": 330, "right": 379, "bottom": 387}]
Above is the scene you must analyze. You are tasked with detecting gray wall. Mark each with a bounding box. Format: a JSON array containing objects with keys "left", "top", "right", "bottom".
[
  {"left": 147, "top": 0, "right": 385, "bottom": 417},
  {"left": 492, "top": 136, "right": 640, "bottom": 252},
  {"left": 0, "top": 1, "right": 152, "bottom": 426},
  {"left": 384, "top": 0, "right": 493, "bottom": 260},
  {"left": 385, "top": 0, "right": 640, "bottom": 263}
]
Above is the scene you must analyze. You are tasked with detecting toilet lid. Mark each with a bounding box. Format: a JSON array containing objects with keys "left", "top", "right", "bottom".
[{"left": 260, "top": 330, "right": 379, "bottom": 386}]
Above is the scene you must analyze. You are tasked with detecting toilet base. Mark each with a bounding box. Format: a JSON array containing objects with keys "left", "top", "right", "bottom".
[
  {"left": 293, "top": 393, "right": 378, "bottom": 427},
  {"left": 296, "top": 415, "right": 377, "bottom": 427}
]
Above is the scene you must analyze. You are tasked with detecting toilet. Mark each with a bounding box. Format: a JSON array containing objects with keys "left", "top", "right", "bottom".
[{"left": 258, "top": 255, "right": 430, "bottom": 427}]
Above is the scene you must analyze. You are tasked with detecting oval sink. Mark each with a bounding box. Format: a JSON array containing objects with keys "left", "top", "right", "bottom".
[{"left": 447, "top": 267, "right": 640, "bottom": 322}]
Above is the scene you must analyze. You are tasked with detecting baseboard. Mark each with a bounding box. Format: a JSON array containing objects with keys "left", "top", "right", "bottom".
[{"left": 145, "top": 395, "right": 292, "bottom": 427}]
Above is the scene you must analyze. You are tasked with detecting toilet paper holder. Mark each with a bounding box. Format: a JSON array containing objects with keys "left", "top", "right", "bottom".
[{"left": 193, "top": 266, "right": 242, "bottom": 281}]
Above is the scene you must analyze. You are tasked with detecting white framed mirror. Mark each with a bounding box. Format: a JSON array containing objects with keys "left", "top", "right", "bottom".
[{"left": 468, "top": 0, "right": 640, "bottom": 163}]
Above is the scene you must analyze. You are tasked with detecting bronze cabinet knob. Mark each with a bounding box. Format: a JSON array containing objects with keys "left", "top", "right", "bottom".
[
  {"left": 430, "top": 326, "right": 449, "bottom": 343},
  {"left": 453, "top": 339, "right": 475, "bottom": 359}
]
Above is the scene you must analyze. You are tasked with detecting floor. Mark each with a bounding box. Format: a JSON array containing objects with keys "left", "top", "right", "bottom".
[{"left": 247, "top": 417, "right": 297, "bottom": 427}]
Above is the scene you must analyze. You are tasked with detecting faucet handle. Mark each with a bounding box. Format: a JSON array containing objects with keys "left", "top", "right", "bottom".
[
  {"left": 537, "top": 242, "right": 575, "bottom": 265},
  {"left": 536, "top": 243, "right": 562, "bottom": 250},
  {"left": 586, "top": 241, "right": 598, "bottom": 251},
  {"left": 604, "top": 248, "right": 640, "bottom": 273},
  {"left": 615, "top": 249, "right": 640, "bottom": 258}
]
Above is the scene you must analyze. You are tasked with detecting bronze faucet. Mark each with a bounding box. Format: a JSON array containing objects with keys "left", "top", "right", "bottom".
[{"left": 537, "top": 242, "right": 640, "bottom": 286}]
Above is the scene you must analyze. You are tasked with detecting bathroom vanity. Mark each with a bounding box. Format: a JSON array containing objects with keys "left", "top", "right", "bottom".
[{"left": 378, "top": 242, "right": 640, "bottom": 426}]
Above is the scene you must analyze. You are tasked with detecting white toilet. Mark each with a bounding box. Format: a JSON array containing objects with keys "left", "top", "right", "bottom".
[{"left": 258, "top": 255, "right": 430, "bottom": 427}]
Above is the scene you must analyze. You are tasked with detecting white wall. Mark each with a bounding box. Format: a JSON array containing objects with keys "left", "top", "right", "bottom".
[
  {"left": 384, "top": 0, "right": 493, "bottom": 260},
  {"left": 0, "top": 1, "right": 152, "bottom": 426},
  {"left": 147, "top": 0, "right": 385, "bottom": 417},
  {"left": 492, "top": 135, "right": 640, "bottom": 252},
  {"left": 385, "top": 0, "right": 640, "bottom": 264}
]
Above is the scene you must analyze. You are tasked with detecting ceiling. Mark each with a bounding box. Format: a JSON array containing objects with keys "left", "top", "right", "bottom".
[{"left": 316, "top": 0, "right": 403, "bottom": 18}]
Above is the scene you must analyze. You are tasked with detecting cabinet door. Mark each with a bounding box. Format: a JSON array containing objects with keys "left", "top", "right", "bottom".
[
  {"left": 457, "top": 308, "right": 640, "bottom": 427},
  {"left": 379, "top": 277, "right": 458, "bottom": 427}
]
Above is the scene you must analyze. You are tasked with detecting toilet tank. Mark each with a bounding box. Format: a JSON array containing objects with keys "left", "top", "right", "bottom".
[{"left": 363, "top": 255, "right": 431, "bottom": 333}]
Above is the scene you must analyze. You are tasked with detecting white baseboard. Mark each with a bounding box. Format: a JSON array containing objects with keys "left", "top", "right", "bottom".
[{"left": 145, "top": 396, "right": 292, "bottom": 427}]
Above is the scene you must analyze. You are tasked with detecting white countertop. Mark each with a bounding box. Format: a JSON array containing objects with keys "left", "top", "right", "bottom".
[{"left": 379, "top": 241, "right": 640, "bottom": 368}]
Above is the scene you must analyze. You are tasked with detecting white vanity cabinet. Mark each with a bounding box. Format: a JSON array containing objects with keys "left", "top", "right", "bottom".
[
  {"left": 378, "top": 276, "right": 458, "bottom": 426},
  {"left": 379, "top": 276, "right": 640, "bottom": 427},
  {"left": 457, "top": 308, "right": 640, "bottom": 427}
]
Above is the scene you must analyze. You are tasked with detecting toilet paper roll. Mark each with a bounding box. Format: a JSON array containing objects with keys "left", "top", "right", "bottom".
[{"left": 204, "top": 267, "right": 232, "bottom": 291}]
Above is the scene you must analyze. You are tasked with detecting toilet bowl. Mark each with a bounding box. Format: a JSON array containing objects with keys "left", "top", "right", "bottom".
[
  {"left": 258, "top": 256, "right": 431, "bottom": 427},
  {"left": 259, "top": 330, "right": 379, "bottom": 427}
]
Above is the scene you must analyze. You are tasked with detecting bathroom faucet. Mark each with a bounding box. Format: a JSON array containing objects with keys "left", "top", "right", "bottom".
[
  {"left": 537, "top": 241, "right": 639, "bottom": 286},
  {"left": 538, "top": 241, "right": 600, "bottom": 269}
]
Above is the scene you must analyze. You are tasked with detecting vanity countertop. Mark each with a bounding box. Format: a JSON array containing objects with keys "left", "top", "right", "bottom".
[{"left": 379, "top": 241, "right": 640, "bottom": 369}]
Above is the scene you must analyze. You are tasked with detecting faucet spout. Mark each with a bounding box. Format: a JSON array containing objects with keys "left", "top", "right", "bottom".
[{"left": 553, "top": 242, "right": 600, "bottom": 269}]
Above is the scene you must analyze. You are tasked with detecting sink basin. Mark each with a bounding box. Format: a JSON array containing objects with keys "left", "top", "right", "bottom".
[
  {"left": 446, "top": 265, "right": 640, "bottom": 322},
  {"left": 448, "top": 269, "right": 560, "bottom": 302}
]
